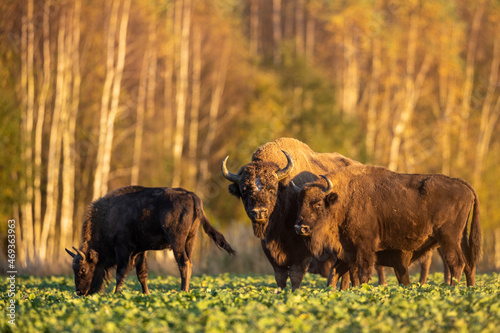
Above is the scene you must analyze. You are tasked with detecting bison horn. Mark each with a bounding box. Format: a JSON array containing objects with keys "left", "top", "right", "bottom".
[
  {"left": 65, "top": 248, "right": 76, "bottom": 258},
  {"left": 320, "top": 175, "right": 334, "bottom": 194},
  {"left": 73, "top": 246, "right": 86, "bottom": 261},
  {"left": 290, "top": 181, "right": 302, "bottom": 193},
  {"left": 275, "top": 150, "right": 294, "bottom": 181},
  {"left": 221, "top": 156, "right": 242, "bottom": 184}
]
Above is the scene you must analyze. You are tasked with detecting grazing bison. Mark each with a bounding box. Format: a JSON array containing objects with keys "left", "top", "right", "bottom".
[
  {"left": 221, "top": 138, "right": 361, "bottom": 290},
  {"left": 66, "top": 186, "right": 235, "bottom": 295},
  {"left": 294, "top": 166, "right": 481, "bottom": 286}
]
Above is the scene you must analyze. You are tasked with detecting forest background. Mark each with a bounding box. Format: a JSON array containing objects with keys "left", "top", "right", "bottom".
[{"left": 1, "top": 0, "right": 499, "bottom": 276}]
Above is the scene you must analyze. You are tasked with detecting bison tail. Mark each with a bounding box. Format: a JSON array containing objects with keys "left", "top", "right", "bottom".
[
  {"left": 196, "top": 202, "right": 235, "bottom": 255},
  {"left": 467, "top": 190, "right": 482, "bottom": 265},
  {"left": 200, "top": 216, "right": 236, "bottom": 255}
]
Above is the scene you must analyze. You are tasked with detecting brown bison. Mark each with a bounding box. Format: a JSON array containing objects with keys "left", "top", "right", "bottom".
[
  {"left": 221, "top": 138, "right": 360, "bottom": 290},
  {"left": 66, "top": 186, "right": 235, "bottom": 295},
  {"left": 294, "top": 166, "right": 481, "bottom": 286}
]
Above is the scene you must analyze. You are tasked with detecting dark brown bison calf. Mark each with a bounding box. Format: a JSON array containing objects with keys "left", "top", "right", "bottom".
[
  {"left": 294, "top": 166, "right": 481, "bottom": 287},
  {"left": 66, "top": 186, "right": 235, "bottom": 295}
]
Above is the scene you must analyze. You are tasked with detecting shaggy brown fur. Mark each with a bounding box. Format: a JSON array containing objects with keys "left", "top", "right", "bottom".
[
  {"left": 295, "top": 165, "right": 481, "bottom": 286},
  {"left": 66, "top": 186, "right": 235, "bottom": 295},
  {"left": 222, "top": 138, "right": 360, "bottom": 290}
]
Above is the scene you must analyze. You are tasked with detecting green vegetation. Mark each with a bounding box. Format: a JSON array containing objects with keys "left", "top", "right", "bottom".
[{"left": 2, "top": 273, "right": 499, "bottom": 332}]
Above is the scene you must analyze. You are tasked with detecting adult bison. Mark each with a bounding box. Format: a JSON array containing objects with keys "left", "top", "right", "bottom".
[
  {"left": 221, "top": 138, "right": 360, "bottom": 290},
  {"left": 294, "top": 166, "right": 481, "bottom": 286},
  {"left": 66, "top": 186, "right": 235, "bottom": 295}
]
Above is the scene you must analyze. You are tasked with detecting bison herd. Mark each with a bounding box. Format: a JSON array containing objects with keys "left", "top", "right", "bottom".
[{"left": 67, "top": 138, "right": 481, "bottom": 295}]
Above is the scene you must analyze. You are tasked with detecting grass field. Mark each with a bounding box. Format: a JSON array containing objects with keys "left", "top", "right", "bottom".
[{"left": 1, "top": 273, "right": 499, "bottom": 332}]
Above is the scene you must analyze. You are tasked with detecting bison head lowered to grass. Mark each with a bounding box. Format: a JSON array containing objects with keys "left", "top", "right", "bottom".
[
  {"left": 294, "top": 166, "right": 481, "bottom": 286},
  {"left": 66, "top": 186, "right": 235, "bottom": 295}
]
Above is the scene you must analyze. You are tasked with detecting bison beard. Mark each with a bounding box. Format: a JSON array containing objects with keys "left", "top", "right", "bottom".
[
  {"left": 66, "top": 186, "right": 235, "bottom": 295},
  {"left": 252, "top": 221, "right": 267, "bottom": 239},
  {"left": 295, "top": 166, "right": 481, "bottom": 287}
]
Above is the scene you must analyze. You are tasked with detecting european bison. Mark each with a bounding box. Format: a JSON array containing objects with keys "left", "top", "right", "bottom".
[
  {"left": 221, "top": 138, "right": 360, "bottom": 290},
  {"left": 294, "top": 166, "right": 481, "bottom": 286},
  {"left": 66, "top": 186, "right": 235, "bottom": 295}
]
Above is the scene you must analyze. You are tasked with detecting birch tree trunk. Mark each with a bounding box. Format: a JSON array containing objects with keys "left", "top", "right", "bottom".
[
  {"left": 305, "top": 11, "right": 315, "bottom": 65},
  {"left": 33, "top": 0, "right": 51, "bottom": 254},
  {"left": 100, "top": 0, "right": 132, "bottom": 196},
  {"left": 93, "top": 0, "right": 120, "bottom": 199},
  {"left": 199, "top": 39, "right": 231, "bottom": 189},
  {"left": 250, "top": 0, "right": 259, "bottom": 55},
  {"left": 146, "top": 21, "right": 157, "bottom": 118},
  {"left": 60, "top": 0, "right": 81, "bottom": 256},
  {"left": 295, "top": 0, "right": 304, "bottom": 56},
  {"left": 172, "top": 0, "right": 191, "bottom": 187},
  {"left": 188, "top": 25, "right": 201, "bottom": 190},
  {"left": 40, "top": 9, "right": 68, "bottom": 261},
  {"left": 388, "top": 10, "right": 433, "bottom": 171},
  {"left": 20, "top": 0, "right": 35, "bottom": 263},
  {"left": 473, "top": 33, "right": 500, "bottom": 185},
  {"left": 457, "top": 1, "right": 485, "bottom": 168},
  {"left": 440, "top": 29, "right": 458, "bottom": 175},
  {"left": 366, "top": 37, "right": 381, "bottom": 160},
  {"left": 272, "top": 0, "right": 282, "bottom": 66},
  {"left": 163, "top": 2, "right": 175, "bottom": 152},
  {"left": 131, "top": 32, "right": 151, "bottom": 185},
  {"left": 342, "top": 23, "right": 359, "bottom": 118},
  {"left": 441, "top": 76, "right": 457, "bottom": 175}
]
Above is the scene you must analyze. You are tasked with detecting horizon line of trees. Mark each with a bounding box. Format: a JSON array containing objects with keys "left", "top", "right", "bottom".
[{"left": 1, "top": 0, "right": 499, "bottom": 272}]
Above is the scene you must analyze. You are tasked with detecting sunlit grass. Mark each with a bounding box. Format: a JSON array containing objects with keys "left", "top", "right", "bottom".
[{"left": 1, "top": 273, "right": 499, "bottom": 332}]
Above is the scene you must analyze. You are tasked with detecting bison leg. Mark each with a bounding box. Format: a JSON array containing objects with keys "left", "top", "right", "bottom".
[
  {"left": 261, "top": 241, "right": 288, "bottom": 289},
  {"left": 391, "top": 251, "right": 412, "bottom": 286},
  {"left": 135, "top": 251, "right": 150, "bottom": 295},
  {"left": 437, "top": 247, "right": 451, "bottom": 285},
  {"left": 356, "top": 250, "right": 375, "bottom": 285},
  {"left": 339, "top": 273, "right": 350, "bottom": 290},
  {"left": 376, "top": 265, "right": 387, "bottom": 286},
  {"left": 327, "top": 260, "right": 350, "bottom": 290},
  {"left": 349, "top": 266, "right": 360, "bottom": 287},
  {"left": 290, "top": 257, "right": 311, "bottom": 291},
  {"left": 115, "top": 246, "right": 134, "bottom": 294},
  {"left": 273, "top": 266, "right": 289, "bottom": 290},
  {"left": 459, "top": 237, "right": 476, "bottom": 287},
  {"left": 439, "top": 243, "right": 465, "bottom": 286},
  {"left": 393, "top": 265, "right": 411, "bottom": 286},
  {"left": 418, "top": 252, "right": 432, "bottom": 285},
  {"left": 173, "top": 250, "right": 192, "bottom": 292}
]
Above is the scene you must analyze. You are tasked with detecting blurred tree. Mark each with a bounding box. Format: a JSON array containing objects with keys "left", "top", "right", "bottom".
[{"left": 3, "top": 0, "right": 500, "bottom": 272}]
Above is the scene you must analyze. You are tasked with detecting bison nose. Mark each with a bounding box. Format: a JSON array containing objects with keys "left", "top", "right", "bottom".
[
  {"left": 251, "top": 208, "right": 268, "bottom": 221},
  {"left": 294, "top": 224, "right": 311, "bottom": 236}
]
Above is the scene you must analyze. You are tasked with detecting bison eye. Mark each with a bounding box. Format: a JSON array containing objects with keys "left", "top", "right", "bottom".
[
  {"left": 313, "top": 202, "right": 323, "bottom": 209},
  {"left": 81, "top": 268, "right": 86, "bottom": 275}
]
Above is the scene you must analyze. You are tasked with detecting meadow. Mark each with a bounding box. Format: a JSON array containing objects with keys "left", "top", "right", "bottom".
[{"left": 1, "top": 273, "right": 499, "bottom": 333}]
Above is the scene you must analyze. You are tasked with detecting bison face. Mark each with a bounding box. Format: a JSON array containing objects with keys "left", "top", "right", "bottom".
[
  {"left": 294, "top": 175, "right": 338, "bottom": 239},
  {"left": 222, "top": 150, "right": 294, "bottom": 239},
  {"left": 65, "top": 247, "right": 99, "bottom": 296}
]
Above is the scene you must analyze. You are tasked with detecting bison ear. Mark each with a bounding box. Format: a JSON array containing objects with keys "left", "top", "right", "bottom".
[
  {"left": 88, "top": 249, "right": 99, "bottom": 263},
  {"left": 325, "top": 192, "right": 338, "bottom": 206},
  {"left": 228, "top": 183, "right": 241, "bottom": 198}
]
